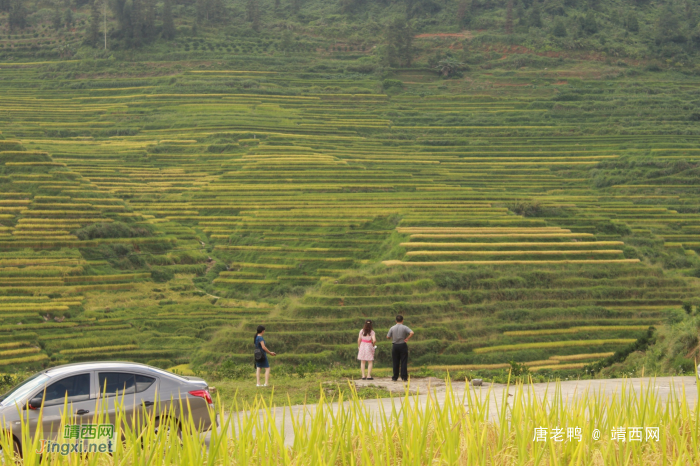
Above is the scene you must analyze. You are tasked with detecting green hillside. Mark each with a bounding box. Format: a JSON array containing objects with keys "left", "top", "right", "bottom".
[
  {"left": 0, "top": 2, "right": 699, "bottom": 377},
  {"left": 3, "top": 0, "right": 700, "bottom": 65}
]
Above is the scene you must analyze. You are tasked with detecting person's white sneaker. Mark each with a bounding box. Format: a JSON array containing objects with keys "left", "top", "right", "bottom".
[
  {"left": 256, "top": 384, "right": 261, "bottom": 387},
  {"left": 263, "top": 384, "right": 268, "bottom": 387}
]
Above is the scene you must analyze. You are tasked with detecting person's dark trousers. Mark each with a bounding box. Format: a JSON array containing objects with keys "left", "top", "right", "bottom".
[{"left": 392, "top": 343, "right": 409, "bottom": 381}]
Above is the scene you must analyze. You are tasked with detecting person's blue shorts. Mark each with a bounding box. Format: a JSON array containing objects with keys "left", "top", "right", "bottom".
[{"left": 255, "top": 357, "right": 269, "bottom": 369}]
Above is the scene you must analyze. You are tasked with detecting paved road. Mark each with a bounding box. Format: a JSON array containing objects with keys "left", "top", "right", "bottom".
[{"left": 208, "top": 376, "right": 698, "bottom": 445}]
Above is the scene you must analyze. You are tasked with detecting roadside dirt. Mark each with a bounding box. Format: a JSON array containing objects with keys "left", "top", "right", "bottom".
[{"left": 354, "top": 377, "right": 475, "bottom": 394}]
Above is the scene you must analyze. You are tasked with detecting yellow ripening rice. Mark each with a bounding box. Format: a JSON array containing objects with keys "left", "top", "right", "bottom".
[
  {"left": 409, "top": 233, "right": 594, "bottom": 239},
  {"left": 383, "top": 259, "right": 641, "bottom": 266},
  {"left": 230, "top": 262, "right": 294, "bottom": 269},
  {"left": 504, "top": 326, "right": 647, "bottom": 336},
  {"left": 213, "top": 279, "right": 279, "bottom": 284},
  {"left": 398, "top": 227, "right": 567, "bottom": 233},
  {"left": 548, "top": 352, "right": 615, "bottom": 361},
  {"left": 0, "top": 354, "right": 49, "bottom": 366},
  {"left": 0, "top": 342, "right": 28, "bottom": 350},
  {"left": 473, "top": 339, "right": 636, "bottom": 354},
  {"left": 401, "top": 241, "right": 624, "bottom": 248},
  {"left": 0, "top": 347, "right": 40, "bottom": 358},
  {"left": 529, "top": 363, "right": 587, "bottom": 371},
  {"left": 59, "top": 344, "right": 138, "bottom": 355},
  {"left": 405, "top": 250, "right": 623, "bottom": 256}
]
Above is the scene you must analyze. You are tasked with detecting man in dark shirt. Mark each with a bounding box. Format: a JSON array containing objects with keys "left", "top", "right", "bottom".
[{"left": 386, "top": 314, "right": 414, "bottom": 382}]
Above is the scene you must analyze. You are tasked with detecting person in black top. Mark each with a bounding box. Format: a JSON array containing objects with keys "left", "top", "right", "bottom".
[{"left": 254, "top": 325, "right": 276, "bottom": 387}]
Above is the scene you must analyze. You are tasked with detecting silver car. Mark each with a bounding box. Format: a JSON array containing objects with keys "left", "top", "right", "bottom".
[{"left": 0, "top": 361, "right": 215, "bottom": 456}]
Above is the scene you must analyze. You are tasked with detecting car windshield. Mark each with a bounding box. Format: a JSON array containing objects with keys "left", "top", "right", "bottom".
[{"left": 0, "top": 373, "right": 51, "bottom": 407}]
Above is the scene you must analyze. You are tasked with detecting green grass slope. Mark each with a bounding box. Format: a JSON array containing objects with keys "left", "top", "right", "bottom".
[{"left": 0, "top": 50, "right": 698, "bottom": 375}]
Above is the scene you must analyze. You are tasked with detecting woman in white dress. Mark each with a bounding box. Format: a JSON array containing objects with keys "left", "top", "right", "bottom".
[{"left": 357, "top": 320, "right": 376, "bottom": 380}]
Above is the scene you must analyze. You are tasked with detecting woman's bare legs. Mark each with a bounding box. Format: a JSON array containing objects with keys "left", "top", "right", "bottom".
[
  {"left": 360, "top": 360, "right": 366, "bottom": 378},
  {"left": 367, "top": 361, "right": 373, "bottom": 378},
  {"left": 256, "top": 367, "right": 261, "bottom": 386},
  {"left": 264, "top": 367, "right": 270, "bottom": 386}
]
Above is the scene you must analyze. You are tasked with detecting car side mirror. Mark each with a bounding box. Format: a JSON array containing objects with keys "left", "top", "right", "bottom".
[{"left": 27, "top": 397, "right": 43, "bottom": 410}]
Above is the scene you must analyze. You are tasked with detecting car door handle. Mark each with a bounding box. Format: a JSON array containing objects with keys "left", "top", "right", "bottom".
[
  {"left": 143, "top": 401, "right": 154, "bottom": 407},
  {"left": 76, "top": 409, "right": 90, "bottom": 415}
]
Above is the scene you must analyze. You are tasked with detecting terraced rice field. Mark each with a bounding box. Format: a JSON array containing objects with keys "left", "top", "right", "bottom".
[{"left": 0, "top": 60, "right": 699, "bottom": 372}]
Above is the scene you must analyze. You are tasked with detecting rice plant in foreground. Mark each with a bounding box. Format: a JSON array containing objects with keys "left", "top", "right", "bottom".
[{"left": 1, "top": 375, "right": 698, "bottom": 465}]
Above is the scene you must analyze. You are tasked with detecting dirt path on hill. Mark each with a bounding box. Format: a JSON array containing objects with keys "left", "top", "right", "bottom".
[{"left": 415, "top": 31, "right": 473, "bottom": 39}]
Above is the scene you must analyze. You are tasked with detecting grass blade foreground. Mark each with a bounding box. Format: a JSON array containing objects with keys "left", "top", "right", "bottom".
[{"left": 1, "top": 376, "right": 697, "bottom": 465}]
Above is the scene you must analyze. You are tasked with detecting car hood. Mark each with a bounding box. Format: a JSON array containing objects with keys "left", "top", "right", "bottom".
[{"left": 0, "top": 402, "right": 24, "bottom": 422}]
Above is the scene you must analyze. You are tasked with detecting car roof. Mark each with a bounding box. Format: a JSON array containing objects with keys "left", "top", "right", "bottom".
[{"left": 42, "top": 361, "right": 179, "bottom": 379}]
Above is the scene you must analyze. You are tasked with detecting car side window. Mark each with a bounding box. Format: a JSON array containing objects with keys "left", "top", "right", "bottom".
[
  {"left": 98, "top": 373, "right": 155, "bottom": 396},
  {"left": 42, "top": 374, "right": 91, "bottom": 405},
  {"left": 135, "top": 375, "right": 155, "bottom": 392}
]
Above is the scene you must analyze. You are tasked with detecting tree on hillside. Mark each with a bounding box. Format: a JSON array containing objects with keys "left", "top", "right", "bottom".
[
  {"left": 457, "top": 0, "right": 472, "bottom": 27},
  {"left": 457, "top": 1, "right": 467, "bottom": 25},
  {"left": 384, "top": 18, "right": 415, "bottom": 67},
  {"left": 691, "top": 22, "right": 700, "bottom": 49},
  {"left": 196, "top": 0, "right": 225, "bottom": 23},
  {"left": 528, "top": 2, "right": 541, "bottom": 28},
  {"left": 195, "top": 0, "right": 206, "bottom": 21},
  {"left": 505, "top": 0, "right": 513, "bottom": 34},
  {"left": 0, "top": 0, "right": 9, "bottom": 12},
  {"left": 279, "top": 29, "right": 293, "bottom": 50},
  {"left": 162, "top": 0, "right": 175, "bottom": 40},
  {"left": 64, "top": 8, "right": 73, "bottom": 28},
  {"left": 515, "top": 1, "right": 525, "bottom": 28},
  {"left": 130, "top": 0, "right": 144, "bottom": 44},
  {"left": 88, "top": 0, "right": 100, "bottom": 45},
  {"left": 580, "top": 10, "right": 597, "bottom": 34},
  {"left": 246, "top": 0, "right": 261, "bottom": 31},
  {"left": 656, "top": 5, "right": 686, "bottom": 45},
  {"left": 52, "top": 4, "right": 62, "bottom": 29},
  {"left": 553, "top": 17, "right": 566, "bottom": 37},
  {"left": 543, "top": 0, "right": 564, "bottom": 16},
  {"left": 110, "top": 0, "right": 129, "bottom": 34},
  {"left": 109, "top": 0, "right": 156, "bottom": 46},
  {"left": 143, "top": 0, "right": 156, "bottom": 40},
  {"left": 435, "top": 58, "right": 464, "bottom": 77},
  {"left": 686, "top": 0, "right": 697, "bottom": 28},
  {"left": 290, "top": 0, "right": 302, "bottom": 15},
  {"left": 625, "top": 12, "right": 638, "bottom": 33},
  {"left": 8, "top": 0, "right": 28, "bottom": 31},
  {"left": 340, "top": 0, "right": 365, "bottom": 14},
  {"left": 406, "top": 0, "right": 441, "bottom": 19}
]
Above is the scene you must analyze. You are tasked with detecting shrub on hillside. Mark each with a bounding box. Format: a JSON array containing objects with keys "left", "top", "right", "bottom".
[
  {"left": 552, "top": 19, "right": 567, "bottom": 38},
  {"left": 0, "top": 374, "right": 23, "bottom": 394},
  {"left": 147, "top": 359, "right": 173, "bottom": 369},
  {"left": 584, "top": 327, "right": 656, "bottom": 375},
  {"left": 210, "top": 360, "right": 250, "bottom": 380},
  {"left": 151, "top": 268, "right": 175, "bottom": 283},
  {"left": 74, "top": 222, "right": 152, "bottom": 240},
  {"left": 382, "top": 79, "right": 403, "bottom": 91},
  {"left": 506, "top": 200, "right": 565, "bottom": 217},
  {"left": 434, "top": 58, "right": 464, "bottom": 78},
  {"left": 597, "top": 221, "right": 631, "bottom": 236}
]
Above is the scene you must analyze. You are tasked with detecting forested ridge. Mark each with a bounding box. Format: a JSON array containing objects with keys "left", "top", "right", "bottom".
[{"left": 2, "top": 0, "right": 700, "bottom": 66}]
